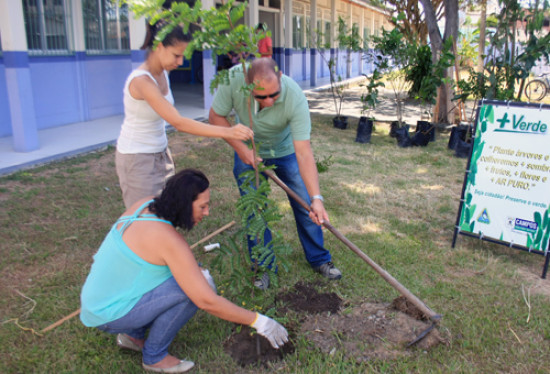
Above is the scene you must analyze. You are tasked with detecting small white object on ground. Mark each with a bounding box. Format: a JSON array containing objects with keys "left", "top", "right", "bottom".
[{"left": 204, "top": 243, "right": 220, "bottom": 252}]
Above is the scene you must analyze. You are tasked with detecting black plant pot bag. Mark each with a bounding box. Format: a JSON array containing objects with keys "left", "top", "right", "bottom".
[
  {"left": 389, "top": 121, "right": 399, "bottom": 138},
  {"left": 454, "top": 139, "right": 472, "bottom": 158},
  {"left": 448, "top": 125, "right": 469, "bottom": 150},
  {"left": 333, "top": 116, "right": 348, "bottom": 129},
  {"left": 412, "top": 131, "right": 430, "bottom": 146},
  {"left": 355, "top": 117, "right": 373, "bottom": 143},
  {"left": 415, "top": 120, "right": 435, "bottom": 142},
  {"left": 394, "top": 125, "right": 412, "bottom": 147}
]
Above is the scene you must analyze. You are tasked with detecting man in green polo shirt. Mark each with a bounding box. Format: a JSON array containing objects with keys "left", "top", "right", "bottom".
[{"left": 208, "top": 58, "right": 342, "bottom": 289}]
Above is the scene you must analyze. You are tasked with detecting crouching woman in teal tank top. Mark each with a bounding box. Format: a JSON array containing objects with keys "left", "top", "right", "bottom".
[{"left": 80, "top": 169, "right": 288, "bottom": 373}]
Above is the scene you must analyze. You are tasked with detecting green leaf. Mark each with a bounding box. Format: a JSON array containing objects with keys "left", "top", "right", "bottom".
[{"left": 534, "top": 211, "right": 542, "bottom": 226}]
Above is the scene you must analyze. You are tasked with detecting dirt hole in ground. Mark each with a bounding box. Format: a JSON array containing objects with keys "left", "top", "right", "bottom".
[{"left": 224, "top": 282, "right": 445, "bottom": 367}]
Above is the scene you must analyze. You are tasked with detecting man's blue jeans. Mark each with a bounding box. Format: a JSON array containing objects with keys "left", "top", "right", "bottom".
[
  {"left": 233, "top": 152, "right": 332, "bottom": 268},
  {"left": 96, "top": 277, "right": 198, "bottom": 365}
]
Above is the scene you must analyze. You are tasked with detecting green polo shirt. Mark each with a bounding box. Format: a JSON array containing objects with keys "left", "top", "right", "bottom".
[{"left": 211, "top": 65, "right": 311, "bottom": 159}]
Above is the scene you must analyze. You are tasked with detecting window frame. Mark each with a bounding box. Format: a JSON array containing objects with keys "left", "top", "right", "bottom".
[
  {"left": 292, "top": 15, "right": 304, "bottom": 49},
  {"left": 83, "top": 0, "right": 130, "bottom": 55},
  {"left": 23, "top": 0, "right": 72, "bottom": 55}
]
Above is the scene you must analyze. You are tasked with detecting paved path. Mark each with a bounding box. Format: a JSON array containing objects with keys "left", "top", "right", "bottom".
[
  {"left": 0, "top": 76, "right": 469, "bottom": 176},
  {"left": 306, "top": 82, "right": 474, "bottom": 126}
]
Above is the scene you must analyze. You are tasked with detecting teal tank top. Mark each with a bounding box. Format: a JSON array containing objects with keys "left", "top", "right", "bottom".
[{"left": 80, "top": 200, "right": 173, "bottom": 327}]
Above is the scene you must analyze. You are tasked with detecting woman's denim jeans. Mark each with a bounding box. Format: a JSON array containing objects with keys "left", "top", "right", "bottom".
[
  {"left": 233, "top": 152, "right": 331, "bottom": 268},
  {"left": 96, "top": 277, "right": 198, "bottom": 365}
]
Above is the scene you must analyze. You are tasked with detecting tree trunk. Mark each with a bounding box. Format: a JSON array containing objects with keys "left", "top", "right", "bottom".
[
  {"left": 420, "top": 0, "right": 458, "bottom": 124},
  {"left": 477, "top": 0, "right": 487, "bottom": 74},
  {"left": 440, "top": 0, "right": 458, "bottom": 124},
  {"left": 419, "top": 0, "right": 443, "bottom": 61}
]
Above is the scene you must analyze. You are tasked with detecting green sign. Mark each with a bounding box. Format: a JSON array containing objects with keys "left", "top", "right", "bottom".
[{"left": 456, "top": 101, "right": 550, "bottom": 254}]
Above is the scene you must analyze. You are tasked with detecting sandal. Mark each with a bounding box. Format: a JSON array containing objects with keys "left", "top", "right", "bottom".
[{"left": 142, "top": 359, "right": 194, "bottom": 373}]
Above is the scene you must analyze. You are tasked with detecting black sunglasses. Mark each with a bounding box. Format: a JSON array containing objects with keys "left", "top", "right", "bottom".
[{"left": 253, "top": 91, "right": 280, "bottom": 100}]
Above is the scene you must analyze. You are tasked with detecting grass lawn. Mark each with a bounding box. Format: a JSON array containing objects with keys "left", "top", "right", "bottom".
[{"left": 1, "top": 114, "right": 549, "bottom": 373}]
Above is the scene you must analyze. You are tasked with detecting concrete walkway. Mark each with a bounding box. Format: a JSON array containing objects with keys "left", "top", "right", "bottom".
[
  {"left": 0, "top": 75, "right": 429, "bottom": 176},
  {"left": 0, "top": 82, "right": 206, "bottom": 176}
]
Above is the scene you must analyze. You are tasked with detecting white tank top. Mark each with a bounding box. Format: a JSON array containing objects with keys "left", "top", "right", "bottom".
[{"left": 116, "top": 69, "right": 175, "bottom": 154}]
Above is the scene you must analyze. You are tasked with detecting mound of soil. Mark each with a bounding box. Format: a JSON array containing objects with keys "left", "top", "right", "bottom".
[
  {"left": 276, "top": 281, "right": 342, "bottom": 314},
  {"left": 224, "top": 282, "right": 444, "bottom": 367},
  {"left": 391, "top": 295, "right": 428, "bottom": 320},
  {"left": 224, "top": 281, "right": 337, "bottom": 367},
  {"left": 223, "top": 326, "right": 295, "bottom": 368},
  {"left": 301, "top": 301, "right": 444, "bottom": 362}
]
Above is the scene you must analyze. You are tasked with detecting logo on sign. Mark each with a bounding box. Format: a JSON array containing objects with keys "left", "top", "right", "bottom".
[
  {"left": 495, "top": 113, "right": 548, "bottom": 134},
  {"left": 477, "top": 209, "right": 490, "bottom": 224},
  {"left": 513, "top": 218, "right": 538, "bottom": 234}
]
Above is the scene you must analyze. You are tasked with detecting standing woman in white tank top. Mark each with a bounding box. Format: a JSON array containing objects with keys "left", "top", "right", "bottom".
[{"left": 116, "top": 0, "right": 253, "bottom": 209}]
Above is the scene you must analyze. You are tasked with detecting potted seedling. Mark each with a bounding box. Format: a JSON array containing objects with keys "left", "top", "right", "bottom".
[
  {"left": 367, "top": 23, "right": 414, "bottom": 146},
  {"left": 318, "top": 16, "right": 363, "bottom": 129},
  {"left": 406, "top": 43, "right": 436, "bottom": 145},
  {"left": 356, "top": 69, "right": 383, "bottom": 143},
  {"left": 451, "top": 67, "right": 487, "bottom": 154},
  {"left": 412, "top": 38, "right": 455, "bottom": 147},
  {"left": 327, "top": 58, "right": 349, "bottom": 129}
]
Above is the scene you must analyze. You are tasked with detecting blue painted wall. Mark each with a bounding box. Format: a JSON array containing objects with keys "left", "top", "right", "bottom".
[
  {"left": 288, "top": 49, "right": 305, "bottom": 81},
  {"left": 84, "top": 55, "right": 130, "bottom": 120},
  {"left": 0, "top": 58, "right": 11, "bottom": 138},
  {"left": 29, "top": 56, "right": 82, "bottom": 129},
  {"left": 273, "top": 47, "right": 284, "bottom": 71},
  {"left": 1, "top": 53, "right": 131, "bottom": 137},
  {"left": 350, "top": 51, "right": 360, "bottom": 77},
  {"left": 1, "top": 46, "right": 367, "bottom": 139},
  {"left": 304, "top": 49, "right": 311, "bottom": 80},
  {"left": 284, "top": 48, "right": 365, "bottom": 83}
]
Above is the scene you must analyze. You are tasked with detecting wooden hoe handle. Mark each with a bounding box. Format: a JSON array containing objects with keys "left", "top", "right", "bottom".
[{"left": 264, "top": 169, "right": 441, "bottom": 322}]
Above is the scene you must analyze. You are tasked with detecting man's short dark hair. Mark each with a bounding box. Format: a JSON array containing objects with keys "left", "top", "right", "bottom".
[{"left": 148, "top": 169, "right": 209, "bottom": 230}]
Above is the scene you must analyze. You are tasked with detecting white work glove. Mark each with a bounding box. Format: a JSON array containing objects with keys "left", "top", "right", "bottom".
[
  {"left": 250, "top": 313, "right": 288, "bottom": 349},
  {"left": 200, "top": 268, "right": 217, "bottom": 293}
]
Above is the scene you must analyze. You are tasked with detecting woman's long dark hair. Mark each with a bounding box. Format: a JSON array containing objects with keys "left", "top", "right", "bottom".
[
  {"left": 148, "top": 169, "right": 209, "bottom": 230},
  {"left": 140, "top": 0, "right": 200, "bottom": 50}
]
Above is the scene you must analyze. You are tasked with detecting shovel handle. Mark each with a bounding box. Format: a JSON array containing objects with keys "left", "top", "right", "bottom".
[{"left": 264, "top": 169, "right": 441, "bottom": 322}]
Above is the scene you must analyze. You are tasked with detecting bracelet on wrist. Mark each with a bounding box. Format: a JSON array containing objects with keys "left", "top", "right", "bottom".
[{"left": 311, "top": 194, "right": 324, "bottom": 202}]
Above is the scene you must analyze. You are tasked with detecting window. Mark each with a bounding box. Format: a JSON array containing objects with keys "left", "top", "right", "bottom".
[
  {"left": 363, "top": 28, "right": 369, "bottom": 50},
  {"left": 316, "top": 19, "right": 322, "bottom": 48},
  {"left": 83, "top": 0, "right": 129, "bottom": 53},
  {"left": 23, "top": 0, "right": 71, "bottom": 54},
  {"left": 305, "top": 16, "right": 310, "bottom": 48},
  {"left": 324, "top": 21, "right": 331, "bottom": 47},
  {"left": 292, "top": 15, "right": 303, "bottom": 49},
  {"left": 352, "top": 23, "right": 360, "bottom": 45}
]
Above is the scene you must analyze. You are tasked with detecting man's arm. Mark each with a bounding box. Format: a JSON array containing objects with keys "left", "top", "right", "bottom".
[
  {"left": 294, "top": 139, "right": 329, "bottom": 225},
  {"left": 208, "top": 108, "right": 260, "bottom": 166}
]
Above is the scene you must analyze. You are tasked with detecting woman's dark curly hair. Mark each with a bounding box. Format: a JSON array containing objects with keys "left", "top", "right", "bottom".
[
  {"left": 140, "top": 0, "right": 200, "bottom": 50},
  {"left": 148, "top": 169, "right": 209, "bottom": 230}
]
